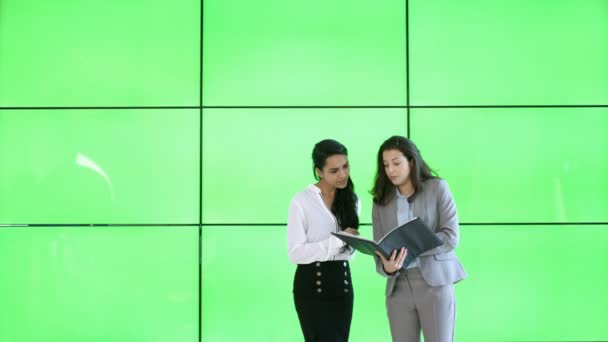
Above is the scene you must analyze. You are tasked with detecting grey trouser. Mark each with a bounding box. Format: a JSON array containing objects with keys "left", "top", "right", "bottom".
[{"left": 386, "top": 267, "right": 455, "bottom": 342}]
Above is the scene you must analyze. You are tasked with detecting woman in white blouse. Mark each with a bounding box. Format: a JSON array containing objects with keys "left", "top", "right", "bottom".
[{"left": 287, "top": 139, "right": 360, "bottom": 342}]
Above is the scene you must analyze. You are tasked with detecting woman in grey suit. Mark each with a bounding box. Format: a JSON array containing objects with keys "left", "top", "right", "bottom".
[{"left": 371, "top": 136, "right": 467, "bottom": 342}]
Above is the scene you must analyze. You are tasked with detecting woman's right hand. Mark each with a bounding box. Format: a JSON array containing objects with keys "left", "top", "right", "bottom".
[
  {"left": 375, "top": 247, "right": 407, "bottom": 275},
  {"left": 343, "top": 227, "right": 359, "bottom": 236}
]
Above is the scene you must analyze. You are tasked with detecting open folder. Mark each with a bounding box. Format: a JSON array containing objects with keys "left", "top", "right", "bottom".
[{"left": 331, "top": 217, "right": 442, "bottom": 268}]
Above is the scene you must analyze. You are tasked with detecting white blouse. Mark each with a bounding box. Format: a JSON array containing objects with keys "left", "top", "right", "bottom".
[{"left": 287, "top": 184, "right": 360, "bottom": 264}]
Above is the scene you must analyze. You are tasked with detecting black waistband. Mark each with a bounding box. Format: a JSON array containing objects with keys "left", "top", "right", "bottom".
[
  {"left": 297, "top": 260, "right": 350, "bottom": 269},
  {"left": 294, "top": 260, "right": 353, "bottom": 297}
]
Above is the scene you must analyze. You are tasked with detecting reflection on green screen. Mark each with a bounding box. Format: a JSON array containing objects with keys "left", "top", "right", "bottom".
[
  {"left": 0, "top": 110, "right": 199, "bottom": 224},
  {"left": 0, "top": 226, "right": 198, "bottom": 341},
  {"left": 202, "top": 109, "right": 407, "bottom": 224},
  {"left": 409, "top": 0, "right": 608, "bottom": 105},
  {"left": 411, "top": 108, "right": 608, "bottom": 223},
  {"left": 203, "top": 0, "right": 406, "bottom": 106},
  {"left": 0, "top": 0, "right": 199, "bottom": 107}
]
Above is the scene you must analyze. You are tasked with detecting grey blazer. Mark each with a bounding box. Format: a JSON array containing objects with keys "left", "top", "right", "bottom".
[{"left": 372, "top": 178, "right": 467, "bottom": 296}]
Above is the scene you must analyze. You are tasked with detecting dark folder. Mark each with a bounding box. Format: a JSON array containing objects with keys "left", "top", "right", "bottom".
[{"left": 331, "top": 217, "right": 443, "bottom": 269}]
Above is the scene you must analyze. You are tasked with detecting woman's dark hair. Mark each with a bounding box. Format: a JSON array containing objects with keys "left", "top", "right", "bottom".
[
  {"left": 312, "top": 139, "right": 359, "bottom": 230},
  {"left": 371, "top": 136, "right": 438, "bottom": 205}
]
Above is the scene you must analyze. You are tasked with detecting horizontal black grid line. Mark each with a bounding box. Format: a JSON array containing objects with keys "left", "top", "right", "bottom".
[
  {"left": 2, "top": 222, "right": 608, "bottom": 228},
  {"left": 200, "top": 223, "right": 371, "bottom": 226},
  {"left": 461, "top": 222, "right": 608, "bottom": 226},
  {"left": 199, "top": 223, "right": 374, "bottom": 226},
  {"left": 411, "top": 104, "right": 608, "bottom": 108},
  {"left": 0, "top": 105, "right": 407, "bottom": 110},
  {"left": 0, "top": 223, "right": 199, "bottom": 227},
  {"left": 3, "top": 221, "right": 608, "bottom": 228},
  {"left": 202, "top": 105, "right": 407, "bottom": 109},
  {"left": 2, "top": 104, "right": 608, "bottom": 111},
  {"left": 202, "top": 222, "right": 608, "bottom": 226},
  {"left": 0, "top": 106, "right": 200, "bottom": 110}
]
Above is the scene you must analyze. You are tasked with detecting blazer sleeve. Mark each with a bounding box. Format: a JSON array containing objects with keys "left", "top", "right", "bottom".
[{"left": 419, "top": 179, "right": 460, "bottom": 256}]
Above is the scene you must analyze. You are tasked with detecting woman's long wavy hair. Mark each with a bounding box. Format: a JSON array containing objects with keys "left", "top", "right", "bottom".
[
  {"left": 371, "top": 136, "right": 437, "bottom": 205},
  {"left": 312, "top": 139, "right": 359, "bottom": 230}
]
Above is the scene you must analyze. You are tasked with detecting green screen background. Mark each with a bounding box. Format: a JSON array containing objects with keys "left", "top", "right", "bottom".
[{"left": 1, "top": 0, "right": 607, "bottom": 341}]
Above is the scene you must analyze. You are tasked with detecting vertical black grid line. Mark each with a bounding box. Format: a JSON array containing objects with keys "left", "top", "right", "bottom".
[
  {"left": 405, "top": 0, "right": 411, "bottom": 138},
  {"left": 198, "top": 0, "right": 204, "bottom": 340}
]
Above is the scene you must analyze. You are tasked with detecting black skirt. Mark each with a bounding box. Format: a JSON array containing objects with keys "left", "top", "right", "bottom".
[{"left": 293, "top": 260, "right": 354, "bottom": 342}]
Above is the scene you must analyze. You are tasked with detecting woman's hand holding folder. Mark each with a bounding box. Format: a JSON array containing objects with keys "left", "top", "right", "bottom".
[
  {"left": 375, "top": 247, "right": 407, "bottom": 275},
  {"left": 342, "top": 227, "right": 360, "bottom": 236}
]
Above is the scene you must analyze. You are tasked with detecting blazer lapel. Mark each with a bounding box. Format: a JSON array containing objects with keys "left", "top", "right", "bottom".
[{"left": 383, "top": 197, "right": 398, "bottom": 234}]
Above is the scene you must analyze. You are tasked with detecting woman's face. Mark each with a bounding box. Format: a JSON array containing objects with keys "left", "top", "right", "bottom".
[
  {"left": 382, "top": 149, "right": 412, "bottom": 187},
  {"left": 317, "top": 154, "right": 350, "bottom": 189}
]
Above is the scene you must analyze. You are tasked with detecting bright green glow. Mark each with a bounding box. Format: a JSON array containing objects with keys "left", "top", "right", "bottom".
[
  {"left": 0, "top": 226, "right": 198, "bottom": 341},
  {"left": 457, "top": 225, "right": 608, "bottom": 341},
  {"left": 409, "top": 0, "right": 608, "bottom": 105},
  {"left": 0, "top": 0, "right": 199, "bottom": 107},
  {"left": 201, "top": 226, "right": 391, "bottom": 342},
  {"left": 202, "top": 0, "right": 406, "bottom": 106},
  {"left": 411, "top": 108, "right": 608, "bottom": 223},
  {"left": 201, "top": 109, "right": 407, "bottom": 224},
  {"left": 0, "top": 110, "right": 199, "bottom": 224}
]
